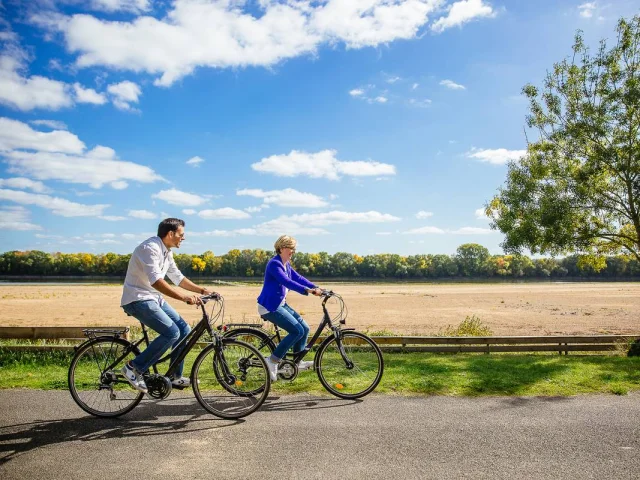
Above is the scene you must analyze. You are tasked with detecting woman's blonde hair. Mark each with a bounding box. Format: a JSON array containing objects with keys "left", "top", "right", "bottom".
[{"left": 274, "top": 235, "right": 297, "bottom": 254}]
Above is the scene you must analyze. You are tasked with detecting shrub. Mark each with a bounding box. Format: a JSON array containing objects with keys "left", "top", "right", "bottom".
[
  {"left": 628, "top": 339, "right": 640, "bottom": 357},
  {"left": 437, "top": 315, "right": 493, "bottom": 337}
]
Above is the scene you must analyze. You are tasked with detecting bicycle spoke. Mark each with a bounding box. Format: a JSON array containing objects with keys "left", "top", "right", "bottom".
[
  {"left": 192, "top": 339, "right": 270, "bottom": 419},
  {"left": 69, "top": 338, "right": 143, "bottom": 418},
  {"left": 316, "top": 332, "right": 383, "bottom": 399}
]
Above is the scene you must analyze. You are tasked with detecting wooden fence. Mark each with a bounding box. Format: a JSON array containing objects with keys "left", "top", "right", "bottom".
[{"left": 1, "top": 327, "right": 638, "bottom": 354}]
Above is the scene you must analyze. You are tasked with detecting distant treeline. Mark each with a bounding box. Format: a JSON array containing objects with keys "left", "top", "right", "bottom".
[{"left": 2, "top": 244, "right": 640, "bottom": 280}]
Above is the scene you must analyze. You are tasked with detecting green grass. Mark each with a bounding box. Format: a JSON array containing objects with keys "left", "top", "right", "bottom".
[{"left": 2, "top": 348, "right": 639, "bottom": 396}]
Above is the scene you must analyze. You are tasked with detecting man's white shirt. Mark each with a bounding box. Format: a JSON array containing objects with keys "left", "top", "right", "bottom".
[{"left": 121, "top": 236, "right": 185, "bottom": 307}]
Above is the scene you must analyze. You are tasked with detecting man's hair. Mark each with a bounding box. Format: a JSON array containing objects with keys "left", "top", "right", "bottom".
[
  {"left": 274, "top": 235, "right": 297, "bottom": 254},
  {"left": 157, "top": 218, "right": 185, "bottom": 238}
]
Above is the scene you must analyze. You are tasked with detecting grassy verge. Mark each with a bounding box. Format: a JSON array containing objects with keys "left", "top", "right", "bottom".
[{"left": 2, "top": 348, "right": 639, "bottom": 396}]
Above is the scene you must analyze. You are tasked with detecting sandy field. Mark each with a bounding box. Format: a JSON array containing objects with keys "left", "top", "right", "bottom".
[{"left": 2, "top": 282, "right": 640, "bottom": 335}]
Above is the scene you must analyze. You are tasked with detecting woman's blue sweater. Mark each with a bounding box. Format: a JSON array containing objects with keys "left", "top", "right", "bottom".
[{"left": 256, "top": 255, "right": 317, "bottom": 312}]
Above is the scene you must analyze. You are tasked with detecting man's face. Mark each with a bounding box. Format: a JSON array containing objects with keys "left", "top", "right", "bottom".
[{"left": 169, "top": 226, "right": 185, "bottom": 249}]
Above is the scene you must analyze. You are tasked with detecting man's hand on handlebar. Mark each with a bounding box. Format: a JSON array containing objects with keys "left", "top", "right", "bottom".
[{"left": 184, "top": 294, "right": 203, "bottom": 306}]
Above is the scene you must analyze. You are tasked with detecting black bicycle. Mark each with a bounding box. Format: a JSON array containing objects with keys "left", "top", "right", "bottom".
[
  {"left": 68, "top": 294, "right": 270, "bottom": 419},
  {"left": 222, "top": 291, "right": 384, "bottom": 399}
]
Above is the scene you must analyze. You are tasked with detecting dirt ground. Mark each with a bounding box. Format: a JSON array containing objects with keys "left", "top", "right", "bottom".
[{"left": 2, "top": 282, "right": 639, "bottom": 335}]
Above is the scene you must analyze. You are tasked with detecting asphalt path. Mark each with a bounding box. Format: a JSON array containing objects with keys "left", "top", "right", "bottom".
[{"left": 0, "top": 390, "right": 639, "bottom": 479}]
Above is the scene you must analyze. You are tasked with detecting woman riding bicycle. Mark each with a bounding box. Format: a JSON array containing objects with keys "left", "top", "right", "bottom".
[{"left": 257, "top": 235, "right": 323, "bottom": 381}]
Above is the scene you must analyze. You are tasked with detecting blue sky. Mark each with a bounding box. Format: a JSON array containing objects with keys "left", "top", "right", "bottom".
[{"left": 0, "top": 0, "right": 637, "bottom": 256}]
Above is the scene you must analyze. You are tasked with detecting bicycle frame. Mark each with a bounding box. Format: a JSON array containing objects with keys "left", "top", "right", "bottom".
[
  {"left": 291, "top": 293, "right": 352, "bottom": 363},
  {"left": 84, "top": 297, "right": 222, "bottom": 380}
]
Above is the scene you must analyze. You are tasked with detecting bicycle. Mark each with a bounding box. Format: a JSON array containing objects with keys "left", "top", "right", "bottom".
[
  {"left": 222, "top": 291, "right": 384, "bottom": 399},
  {"left": 68, "top": 293, "right": 271, "bottom": 419}
]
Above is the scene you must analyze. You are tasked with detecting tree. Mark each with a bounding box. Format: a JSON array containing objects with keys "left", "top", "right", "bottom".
[
  {"left": 455, "top": 244, "right": 490, "bottom": 277},
  {"left": 488, "top": 16, "right": 640, "bottom": 267}
]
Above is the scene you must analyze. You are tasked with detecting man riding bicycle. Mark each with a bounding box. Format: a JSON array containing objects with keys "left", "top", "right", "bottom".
[{"left": 120, "top": 217, "right": 216, "bottom": 393}]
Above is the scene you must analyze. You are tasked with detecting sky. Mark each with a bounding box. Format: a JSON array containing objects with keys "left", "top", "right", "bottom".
[{"left": 0, "top": 0, "right": 637, "bottom": 257}]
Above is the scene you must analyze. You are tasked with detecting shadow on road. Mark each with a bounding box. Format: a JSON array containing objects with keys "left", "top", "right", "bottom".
[
  {"left": 261, "top": 395, "right": 361, "bottom": 412},
  {"left": 0, "top": 396, "right": 241, "bottom": 466}
]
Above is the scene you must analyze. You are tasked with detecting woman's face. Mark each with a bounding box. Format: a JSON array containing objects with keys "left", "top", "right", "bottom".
[{"left": 280, "top": 245, "right": 296, "bottom": 263}]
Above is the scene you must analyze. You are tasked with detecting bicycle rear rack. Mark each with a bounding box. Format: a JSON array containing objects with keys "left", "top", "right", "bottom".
[{"left": 82, "top": 328, "right": 130, "bottom": 340}]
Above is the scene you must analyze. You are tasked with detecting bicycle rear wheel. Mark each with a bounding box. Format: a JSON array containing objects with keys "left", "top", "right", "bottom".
[
  {"left": 68, "top": 337, "right": 144, "bottom": 418},
  {"left": 223, "top": 327, "right": 276, "bottom": 357},
  {"left": 316, "top": 331, "right": 384, "bottom": 399},
  {"left": 191, "top": 338, "right": 270, "bottom": 419}
]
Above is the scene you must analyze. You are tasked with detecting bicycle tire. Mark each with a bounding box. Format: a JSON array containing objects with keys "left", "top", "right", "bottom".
[
  {"left": 68, "top": 337, "right": 144, "bottom": 418},
  {"left": 191, "top": 338, "right": 270, "bottom": 419},
  {"left": 223, "top": 327, "right": 276, "bottom": 356},
  {"left": 315, "top": 331, "right": 384, "bottom": 399}
]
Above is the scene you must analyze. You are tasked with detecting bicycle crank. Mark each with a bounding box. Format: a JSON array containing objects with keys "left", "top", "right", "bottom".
[
  {"left": 146, "top": 374, "right": 172, "bottom": 399},
  {"left": 277, "top": 359, "right": 298, "bottom": 381}
]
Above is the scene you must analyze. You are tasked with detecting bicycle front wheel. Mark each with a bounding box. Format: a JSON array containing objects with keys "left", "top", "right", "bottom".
[
  {"left": 192, "top": 339, "right": 270, "bottom": 419},
  {"left": 68, "top": 337, "right": 144, "bottom": 418},
  {"left": 316, "top": 331, "right": 384, "bottom": 399}
]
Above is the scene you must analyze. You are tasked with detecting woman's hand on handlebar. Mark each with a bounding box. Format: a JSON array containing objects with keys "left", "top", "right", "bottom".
[{"left": 308, "top": 287, "right": 324, "bottom": 297}]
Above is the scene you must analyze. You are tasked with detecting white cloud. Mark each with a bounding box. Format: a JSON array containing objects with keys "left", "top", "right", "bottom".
[
  {"left": 408, "top": 98, "right": 431, "bottom": 108},
  {"left": 386, "top": 76, "right": 401, "bottom": 83},
  {"left": 450, "top": 226, "right": 493, "bottom": 234},
  {"left": 376, "top": 232, "right": 392, "bottom": 235},
  {"left": 252, "top": 149, "right": 396, "bottom": 180},
  {"left": 186, "top": 156, "right": 204, "bottom": 167},
  {"left": 0, "top": 177, "right": 51, "bottom": 193},
  {"left": 0, "top": 54, "right": 73, "bottom": 111},
  {"left": 475, "top": 208, "right": 488, "bottom": 220},
  {"left": 6, "top": 148, "right": 164, "bottom": 188},
  {"left": 403, "top": 225, "right": 494, "bottom": 234},
  {"left": 128, "top": 209, "right": 157, "bottom": 219},
  {"left": 30, "top": 119, "right": 68, "bottom": 130},
  {"left": 237, "top": 188, "right": 327, "bottom": 208},
  {"left": 411, "top": 83, "right": 419, "bottom": 90},
  {"left": 439, "top": 79, "right": 466, "bottom": 90},
  {"left": 182, "top": 209, "right": 196, "bottom": 215},
  {"left": 374, "top": 96, "right": 388, "bottom": 103},
  {"left": 0, "top": 206, "right": 42, "bottom": 230},
  {"left": 90, "top": 0, "right": 151, "bottom": 14},
  {"left": 99, "top": 215, "right": 127, "bottom": 221},
  {"left": 285, "top": 211, "right": 401, "bottom": 226},
  {"left": 466, "top": 147, "right": 526, "bottom": 165},
  {"left": 35, "top": 1, "right": 448, "bottom": 87},
  {"left": 403, "top": 226, "right": 446, "bottom": 234},
  {"left": 0, "top": 188, "right": 109, "bottom": 216},
  {"left": 349, "top": 89, "right": 365, "bottom": 96},
  {"left": 192, "top": 210, "right": 399, "bottom": 237},
  {"left": 0, "top": 118, "right": 165, "bottom": 188},
  {"left": 0, "top": 117, "right": 84, "bottom": 153},
  {"left": 152, "top": 188, "right": 209, "bottom": 207},
  {"left": 111, "top": 180, "right": 128, "bottom": 189},
  {"left": 73, "top": 82, "right": 107, "bottom": 104},
  {"left": 107, "top": 80, "right": 141, "bottom": 111},
  {"left": 431, "top": 0, "right": 496, "bottom": 33},
  {"left": 416, "top": 210, "right": 433, "bottom": 219},
  {"left": 244, "top": 205, "right": 268, "bottom": 213},
  {"left": 578, "top": 2, "right": 596, "bottom": 18},
  {"left": 198, "top": 208, "right": 251, "bottom": 220}
]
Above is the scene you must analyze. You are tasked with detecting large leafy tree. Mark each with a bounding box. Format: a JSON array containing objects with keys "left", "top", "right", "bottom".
[{"left": 488, "top": 16, "right": 640, "bottom": 265}]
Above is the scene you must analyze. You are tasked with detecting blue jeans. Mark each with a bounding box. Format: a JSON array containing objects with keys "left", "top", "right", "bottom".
[
  {"left": 262, "top": 303, "right": 310, "bottom": 361},
  {"left": 122, "top": 299, "right": 191, "bottom": 378}
]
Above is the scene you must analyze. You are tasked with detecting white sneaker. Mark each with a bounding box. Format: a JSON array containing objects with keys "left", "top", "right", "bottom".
[
  {"left": 121, "top": 362, "right": 148, "bottom": 393},
  {"left": 171, "top": 377, "right": 191, "bottom": 388},
  {"left": 265, "top": 357, "right": 278, "bottom": 382},
  {"left": 297, "top": 360, "right": 314, "bottom": 371}
]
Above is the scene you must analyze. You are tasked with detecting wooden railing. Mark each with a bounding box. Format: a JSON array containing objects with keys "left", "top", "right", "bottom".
[{"left": 1, "top": 327, "right": 637, "bottom": 354}]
